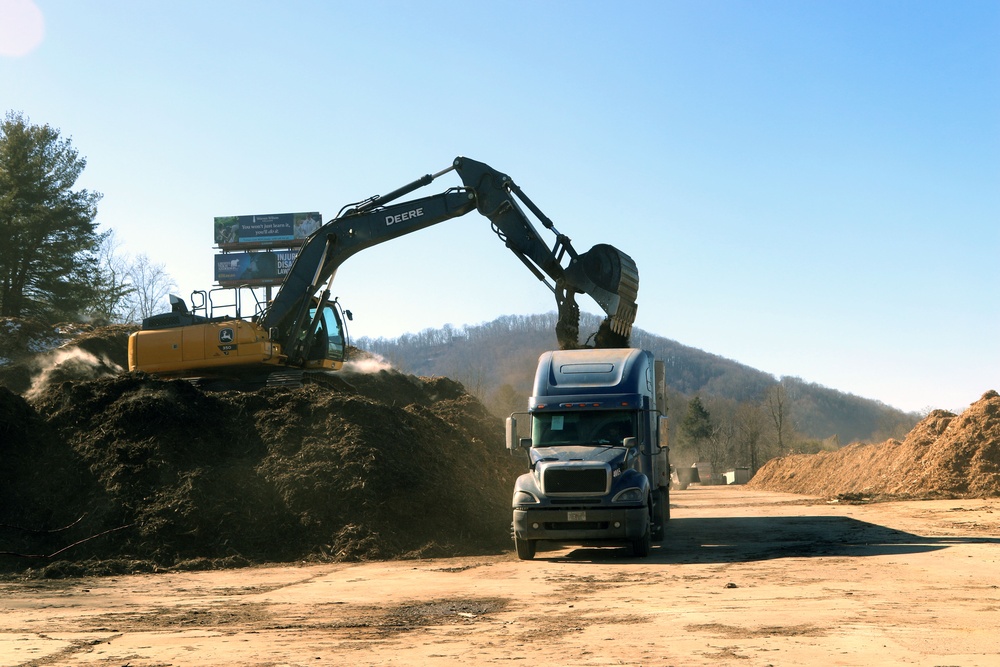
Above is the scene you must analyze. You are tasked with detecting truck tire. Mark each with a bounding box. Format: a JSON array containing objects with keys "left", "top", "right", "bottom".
[
  {"left": 653, "top": 489, "right": 670, "bottom": 542},
  {"left": 652, "top": 490, "right": 668, "bottom": 541},
  {"left": 514, "top": 535, "right": 536, "bottom": 560},
  {"left": 631, "top": 523, "right": 651, "bottom": 558}
]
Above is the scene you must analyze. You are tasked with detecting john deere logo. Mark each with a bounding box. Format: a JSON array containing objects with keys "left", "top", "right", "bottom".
[{"left": 219, "top": 328, "right": 234, "bottom": 343}]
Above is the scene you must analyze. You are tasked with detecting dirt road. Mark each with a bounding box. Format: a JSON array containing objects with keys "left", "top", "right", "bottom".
[{"left": 3, "top": 486, "right": 998, "bottom": 667}]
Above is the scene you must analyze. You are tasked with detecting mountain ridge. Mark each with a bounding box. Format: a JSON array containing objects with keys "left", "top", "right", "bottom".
[{"left": 357, "top": 312, "right": 919, "bottom": 446}]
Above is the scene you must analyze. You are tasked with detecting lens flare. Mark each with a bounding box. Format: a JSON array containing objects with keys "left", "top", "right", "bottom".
[{"left": 0, "top": 0, "right": 45, "bottom": 57}]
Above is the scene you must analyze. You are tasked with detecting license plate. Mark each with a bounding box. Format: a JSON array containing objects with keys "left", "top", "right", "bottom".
[{"left": 567, "top": 511, "right": 587, "bottom": 522}]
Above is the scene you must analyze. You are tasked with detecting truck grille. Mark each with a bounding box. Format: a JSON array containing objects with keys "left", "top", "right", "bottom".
[{"left": 542, "top": 467, "right": 609, "bottom": 495}]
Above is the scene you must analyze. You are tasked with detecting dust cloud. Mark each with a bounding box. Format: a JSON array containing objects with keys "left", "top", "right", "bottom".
[
  {"left": 342, "top": 352, "right": 394, "bottom": 374},
  {"left": 25, "top": 347, "right": 123, "bottom": 400}
]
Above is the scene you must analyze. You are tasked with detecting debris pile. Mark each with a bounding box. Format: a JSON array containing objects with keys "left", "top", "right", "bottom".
[
  {"left": 1, "top": 325, "right": 523, "bottom": 576},
  {"left": 749, "top": 390, "right": 1000, "bottom": 499},
  {"left": 8, "top": 321, "right": 996, "bottom": 576}
]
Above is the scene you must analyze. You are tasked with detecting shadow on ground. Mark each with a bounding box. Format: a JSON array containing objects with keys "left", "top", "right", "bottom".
[{"left": 544, "top": 515, "right": 1000, "bottom": 563}]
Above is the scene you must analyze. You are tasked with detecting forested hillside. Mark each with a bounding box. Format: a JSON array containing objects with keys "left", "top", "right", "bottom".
[{"left": 358, "top": 313, "right": 920, "bottom": 472}]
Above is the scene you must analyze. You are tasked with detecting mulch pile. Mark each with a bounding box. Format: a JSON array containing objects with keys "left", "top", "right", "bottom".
[
  {"left": 749, "top": 390, "right": 1000, "bottom": 500},
  {"left": 1, "top": 326, "right": 523, "bottom": 577},
  {"left": 8, "top": 323, "right": 996, "bottom": 577}
]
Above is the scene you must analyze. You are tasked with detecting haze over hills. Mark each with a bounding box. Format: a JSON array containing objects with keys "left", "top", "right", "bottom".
[{"left": 357, "top": 312, "right": 920, "bottom": 447}]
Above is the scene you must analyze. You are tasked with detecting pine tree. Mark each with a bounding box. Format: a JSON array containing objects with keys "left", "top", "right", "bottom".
[
  {"left": 0, "top": 111, "right": 102, "bottom": 319},
  {"left": 680, "top": 395, "right": 713, "bottom": 459}
]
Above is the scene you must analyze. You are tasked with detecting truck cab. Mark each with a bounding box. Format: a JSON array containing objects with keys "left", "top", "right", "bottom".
[{"left": 506, "top": 348, "right": 670, "bottom": 559}]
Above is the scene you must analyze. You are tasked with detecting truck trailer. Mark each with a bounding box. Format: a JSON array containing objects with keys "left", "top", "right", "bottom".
[{"left": 506, "top": 348, "right": 670, "bottom": 559}]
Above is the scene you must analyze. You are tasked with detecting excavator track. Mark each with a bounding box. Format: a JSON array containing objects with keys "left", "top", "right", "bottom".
[
  {"left": 265, "top": 369, "right": 305, "bottom": 388},
  {"left": 183, "top": 369, "right": 305, "bottom": 391}
]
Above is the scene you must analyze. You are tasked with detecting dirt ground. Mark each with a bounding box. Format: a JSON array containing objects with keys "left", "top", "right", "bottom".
[
  {"left": 2, "top": 323, "right": 998, "bottom": 665},
  {"left": 3, "top": 485, "right": 998, "bottom": 667}
]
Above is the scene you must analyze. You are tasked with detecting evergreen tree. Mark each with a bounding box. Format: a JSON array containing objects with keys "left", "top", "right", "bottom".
[
  {"left": 680, "top": 395, "right": 713, "bottom": 460},
  {"left": 0, "top": 111, "right": 102, "bottom": 319}
]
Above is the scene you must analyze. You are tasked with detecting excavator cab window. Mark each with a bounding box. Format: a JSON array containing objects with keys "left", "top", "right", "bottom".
[{"left": 307, "top": 303, "right": 345, "bottom": 362}]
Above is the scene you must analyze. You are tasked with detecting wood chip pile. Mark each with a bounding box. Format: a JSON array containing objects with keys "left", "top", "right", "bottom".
[{"left": 749, "top": 390, "right": 1000, "bottom": 499}]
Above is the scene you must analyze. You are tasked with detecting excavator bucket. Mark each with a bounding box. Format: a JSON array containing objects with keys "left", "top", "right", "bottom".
[{"left": 563, "top": 243, "right": 639, "bottom": 341}]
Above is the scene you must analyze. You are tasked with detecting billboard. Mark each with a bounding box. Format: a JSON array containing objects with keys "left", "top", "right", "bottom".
[
  {"left": 214, "top": 250, "right": 299, "bottom": 287},
  {"left": 214, "top": 212, "right": 322, "bottom": 249}
]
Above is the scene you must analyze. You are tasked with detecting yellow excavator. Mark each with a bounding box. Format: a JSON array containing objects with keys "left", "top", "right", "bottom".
[{"left": 128, "top": 157, "right": 639, "bottom": 384}]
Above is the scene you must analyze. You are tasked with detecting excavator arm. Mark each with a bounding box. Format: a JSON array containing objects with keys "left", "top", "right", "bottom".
[
  {"left": 452, "top": 156, "right": 639, "bottom": 349},
  {"left": 261, "top": 157, "right": 639, "bottom": 366}
]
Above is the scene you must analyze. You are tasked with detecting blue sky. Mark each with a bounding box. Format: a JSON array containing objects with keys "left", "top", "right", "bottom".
[{"left": 2, "top": 0, "right": 997, "bottom": 414}]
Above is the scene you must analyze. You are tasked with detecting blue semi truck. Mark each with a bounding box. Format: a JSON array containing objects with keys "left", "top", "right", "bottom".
[{"left": 505, "top": 348, "right": 671, "bottom": 559}]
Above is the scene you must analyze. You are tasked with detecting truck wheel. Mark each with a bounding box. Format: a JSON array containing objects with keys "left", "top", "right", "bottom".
[
  {"left": 631, "top": 524, "right": 651, "bottom": 558},
  {"left": 652, "top": 491, "right": 667, "bottom": 541},
  {"left": 514, "top": 535, "right": 536, "bottom": 560}
]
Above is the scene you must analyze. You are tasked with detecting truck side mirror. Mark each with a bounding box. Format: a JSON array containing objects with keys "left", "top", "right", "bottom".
[
  {"left": 519, "top": 437, "right": 532, "bottom": 451},
  {"left": 505, "top": 417, "right": 517, "bottom": 452},
  {"left": 623, "top": 436, "right": 637, "bottom": 450}
]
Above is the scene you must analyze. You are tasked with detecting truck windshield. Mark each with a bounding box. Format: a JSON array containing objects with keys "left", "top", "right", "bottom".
[{"left": 532, "top": 410, "right": 635, "bottom": 447}]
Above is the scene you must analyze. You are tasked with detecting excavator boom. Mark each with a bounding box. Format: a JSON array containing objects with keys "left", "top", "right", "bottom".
[
  {"left": 129, "top": 156, "right": 640, "bottom": 379},
  {"left": 261, "top": 187, "right": 477, "bottom": 364},
  {"left": 264, "top": 156, "right": 639, "bottom": 362}
]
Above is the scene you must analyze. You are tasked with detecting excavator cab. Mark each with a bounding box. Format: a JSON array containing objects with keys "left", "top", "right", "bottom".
[{"left": 302, "top": 301, "right": 348, "bottom": 367}]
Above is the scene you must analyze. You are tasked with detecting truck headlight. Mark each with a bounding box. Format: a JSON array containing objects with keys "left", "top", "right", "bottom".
[
  {"left": 513, "top": 490, "right": 539, "bottom": 505},
  {"left": 612, "top": 487, "right": 643, "bottom": 503}
]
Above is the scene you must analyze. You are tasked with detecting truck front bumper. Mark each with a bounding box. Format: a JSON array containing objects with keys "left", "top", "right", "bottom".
[{"left": 513, "top": 505, "right": 648, "bottom": 544}]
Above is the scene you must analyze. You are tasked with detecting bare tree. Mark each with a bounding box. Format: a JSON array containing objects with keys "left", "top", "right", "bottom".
[
  {"left": 90, "top": 230, "right": 136, "bottom": 323},
  {"left": 457, "top": 361, "right": 488, "bottom": 402},
  {"left": 735, "top": 401, "right": 766, "bottom": 473},
  {"left": 126, "top": 253, "right": 175, "bottom": 321},
  {"left": 704, "top": 416, "right": 735, "bottom": 481},
  {"left": 764, "top": 383, "right": 794, "bottom": 453}
]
